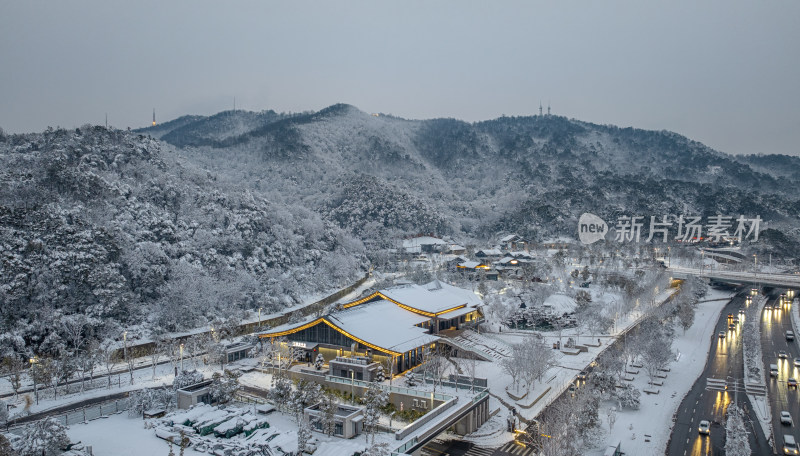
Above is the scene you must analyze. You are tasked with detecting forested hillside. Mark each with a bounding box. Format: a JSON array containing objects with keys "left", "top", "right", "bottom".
[
  {"left": 3, "top": 104, "right": 800, "bottom": 353},
  {"left": 142, "top": 104, "right": 800, "bottom": 258},
  {"left": 0, "top": 126, "right": 366, "bottom": 351}
]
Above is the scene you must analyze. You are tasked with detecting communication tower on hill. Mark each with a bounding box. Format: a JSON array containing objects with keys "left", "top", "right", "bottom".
[{"left": 152, "top": 109, "right": 156, "bottom": 127}]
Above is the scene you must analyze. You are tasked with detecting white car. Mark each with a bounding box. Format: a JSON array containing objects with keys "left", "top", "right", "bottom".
[
  {"left": 699, "top": 420, "right": 710, "bottom": 435},
  {"left": 795, "top": 358, "right": 800, "bottom": 368},
  {"left": 783, "top": 411, "right": 794, "bottom": 426},
  {"left": 779, "top": 351, "right": 789, "bottom": 359}
]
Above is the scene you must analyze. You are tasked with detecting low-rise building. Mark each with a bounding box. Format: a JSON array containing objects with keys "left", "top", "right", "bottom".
[
  {"left": 176, "top": 380, "right": 214, "bottom": 410},
  {"left": 304, "top": 403, "right": 364, "bottom": 439},
  {"left": 328, "top": 356, "right": 381, "bottom": 382}
]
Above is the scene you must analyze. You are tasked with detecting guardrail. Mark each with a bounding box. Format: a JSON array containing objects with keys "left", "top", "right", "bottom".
[
  {"left": 325, "top": 375, "right": 455, "bottom": 402},
  {"left": 7, "top": 398, "right": 130, "bottom": 434},
  {"left": 394, "top": 396, "right": 457, "bottom": 441}
]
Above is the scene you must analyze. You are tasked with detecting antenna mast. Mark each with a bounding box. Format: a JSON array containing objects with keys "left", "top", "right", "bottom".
[
  {"left": 152, "top": 109, "right": 156, "bottom": 127},
  {"left": 539, "top": 101, "right": 543, "bottom": 117}
]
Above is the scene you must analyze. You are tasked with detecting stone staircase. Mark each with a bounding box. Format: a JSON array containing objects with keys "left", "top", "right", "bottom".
[{"left": 448, "top": 330, "right": 512, "bottom": 361}]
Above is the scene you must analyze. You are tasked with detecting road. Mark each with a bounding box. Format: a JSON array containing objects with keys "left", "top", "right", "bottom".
[
  {"left": 666, "top": 291, "right": 769, "bottom": 456},
  {"left": 760, "top": 290, "right": 800, "bottom": 452}
]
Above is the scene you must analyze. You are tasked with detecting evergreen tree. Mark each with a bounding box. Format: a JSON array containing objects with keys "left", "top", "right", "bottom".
[
  {"left": 17, "top": 418, "right": 70, "bottom": 456},
  {"left": 362, "top": 382, "right": 389, "bottom": 444}
]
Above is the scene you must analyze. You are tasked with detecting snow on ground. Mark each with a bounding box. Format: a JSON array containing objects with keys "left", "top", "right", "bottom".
[
  {"left": 543, "top": 293, "right": 577, "bottom": 315},
  {"left": 461, "top": 286, "right": 679, "bottom": 449},
  {"left": 67, "top": 413, "right": 206, "bottom": 456},
  {"left": 64, "top": 403, "right": 395, "bottom": 456},
  {"left": 585, "top": 287, "right": 735, "bottom": 455},
  {"left": 1, "top": 350, "right": 264, "bottom": 424}
]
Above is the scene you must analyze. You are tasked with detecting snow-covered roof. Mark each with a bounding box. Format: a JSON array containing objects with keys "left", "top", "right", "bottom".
[
  {"left": 259, "top": 280, "right": 479, "bottom": 354},
  {"left": 499, "top": 234, "right": 521, "bottom": 242},
  {"left": 327, "top": 300, "right": 438, "bottom": 354},
  {"left": 259, "top": 299, "right": 438, "bottom": 355},
  {"left": 458, "top": 261, "right": 485, "bottom": 269},
  {"left": 542, "top": 236, "right": 575, "bottom": 244},
  {"left": 402, "top": 236, "right": 447, "bottom": 248},
  {"left": 476, "top": 248, "right": 503, "bottom": 256},
  {"left": 543, "top": 294, "right": 577, "bottom": 315},
  {"left": 448, "top": 244, "right": 466, "bottom": 251},
  {"left": 438, "top": 305, "right": 478, "bottom": 319},
  {"left": 510, "top": 251, "right": 534, "bottom": 259},
  {"left": 495, "top": 256, "right": 519, "bottom": 265},
  {"left": 380, "top": 281, "right": 480, "bottom": 315}
]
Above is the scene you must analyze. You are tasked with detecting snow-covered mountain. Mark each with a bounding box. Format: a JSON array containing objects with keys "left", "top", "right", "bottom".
[
  {"left": 142, "top": 103, "right": 800, "bottom": 250},
  {"left": 0, "top": 126, "right": 366, "bottom": 349},
  {"left": 3, "top": 103, "right": 799, "bottom": 348}
]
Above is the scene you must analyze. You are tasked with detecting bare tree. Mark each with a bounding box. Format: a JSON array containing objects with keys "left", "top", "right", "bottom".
[
  {"left": 98, "top": 340, "right": 118, "bottom": 389},
  {"left": 1, "top": 356, "right": 24, "bottom": 399},
  {"left": 420, "top": 345, "right": 447, "bottom": 394},
  {"left": 461, "top": 356, "right": 478, "bottom": 393},
  {"left": 149, "top": 336, "right": 168, "bottom": 380},
  {"left": 641, "top": 334, "right": 673, "bottom": 381}
]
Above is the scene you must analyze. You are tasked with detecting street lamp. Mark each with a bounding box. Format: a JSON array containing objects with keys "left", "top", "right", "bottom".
[
  {"left": 701, "top": 250, "right": 705, "bottom": 276},
  {"left": 258, "top": 307, "right": 263, "bottom": 329},
  {"left": 180, "top": 343, "right": 184, "bottom": 372},
  {"left": 350, "top": 369, "right": 355, "bottom": 399}
]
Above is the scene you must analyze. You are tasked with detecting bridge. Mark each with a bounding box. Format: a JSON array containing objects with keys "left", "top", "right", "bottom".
[{"left": 668, "top": 266, "right": 800, "bottom": 289}]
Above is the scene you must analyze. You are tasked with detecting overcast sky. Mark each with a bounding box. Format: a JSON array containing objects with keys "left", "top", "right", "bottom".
[{"left": 2, "top": 1, "right": 798, "bottom": 156}]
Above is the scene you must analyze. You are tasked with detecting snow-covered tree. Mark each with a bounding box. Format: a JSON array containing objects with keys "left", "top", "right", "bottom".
[
  {"left": 290, "top": 380, "right": 322, "bottom": 422},
  {"left": 501, "top": 346, "right": 524, "bottom": 390},
  {"left": 0, "top": 400, "right": 8, "bottom": 428},
  {"left": 270, "top": 376, "right": 292, "bottom": 412},
  {"left": 1, "top": 356, "right": 24, "bottom": 399},
  {"left": 314, "top": 353, "right": 325, "bottom": 371},
  {"left": 361, "top": 442, "right": 391, "bottom": 456},
  {"left": 316, "top": 391, "right": 338, "bottom": 437},
  {"left": 374, "top": 365, "right": 385, "bottom": 383},
  {"left": 0, "top": 434, "right": 13, "bottom": 456},
  {"left": 615, "top": 384, "right": 641, "bottom": 410},
  {"left": 297, "top": 418, "right": 313, "bottom": 455},
  {"left": 97, "top": 340, "right": 118, "bottom": 389},
  {"left": 16, "top": 417, "right": 70, "bottom": 456},
  {"left": 676, "top": 300, "right": 696, "bottom": 333},
  {"left": 640, "top": 323, "right": 674, "bottom": 380},
  {"left": 209, "top": 369, "right": 241, "bottom": 404},
  {"left": 419, "top": 345, "right": 447, "bottom": 393},
  {"left": 128, "top": 387, "right": 174, "bottom": 417},
  {"left": 173, "top": 369, "right": 204, "bottom": 390},
  {"left": 362, "top": 381, "right": 389, "bottom": 444},
  {"left": 28, "top": 357, "right": 53, "bottom": 404}
]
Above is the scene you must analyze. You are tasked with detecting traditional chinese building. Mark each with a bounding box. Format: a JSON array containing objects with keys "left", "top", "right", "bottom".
[{"left": 257, "top": 281, "right": 483, "bottom": 374}]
